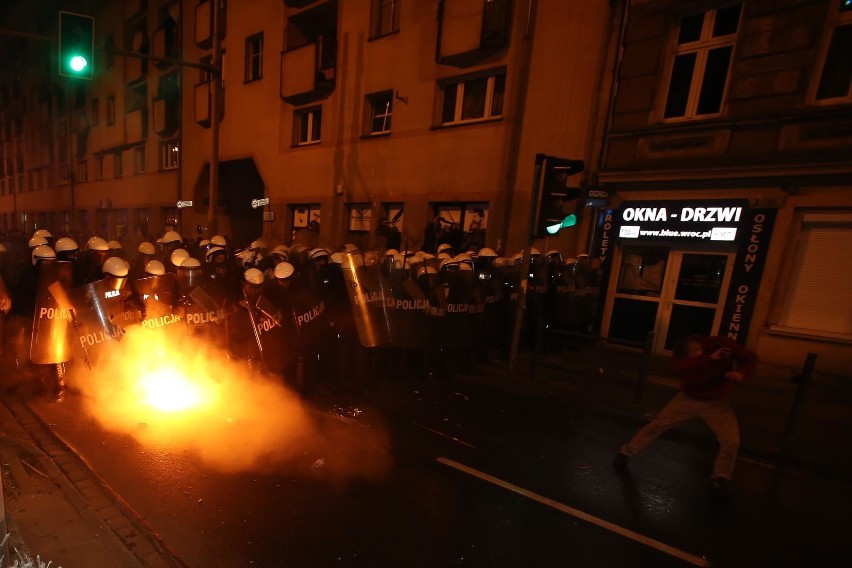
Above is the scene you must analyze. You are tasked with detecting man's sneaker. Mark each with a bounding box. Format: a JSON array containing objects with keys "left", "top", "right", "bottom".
[
  {"left": 710, "top": 476, "right": 731, "bottom": 498},
  {"left": 612, "top": 452, "right": 629, "bottom": 469}
]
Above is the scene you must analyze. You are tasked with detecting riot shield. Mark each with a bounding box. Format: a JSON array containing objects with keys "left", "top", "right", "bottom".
[
  {"left": 30, "top": 260, "right": 75, "bottom": 365},
  {"left": 340, "top": 251, "right": 391, "bottom": 347},
  {"left": 132, "top": 273, "right": 180, "bottom": 330},
  {"left": 242, "top": 282, "right": 298, "bottom": 379},
  {"left": 386, "top": 266, "right": 429, "bottom": 349},
  {"left": 67, "top": 278, "right": 132, "bottom": 364}
]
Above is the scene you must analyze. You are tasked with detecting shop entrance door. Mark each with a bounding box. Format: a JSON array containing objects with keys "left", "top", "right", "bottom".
[{"left": 605, "top": 246, "right": 734, "bottom": 354}]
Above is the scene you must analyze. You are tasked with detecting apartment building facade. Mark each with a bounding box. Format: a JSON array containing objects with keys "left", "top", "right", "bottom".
[{"left": 591, "top": 0, "right": 852, "bottom": 373}]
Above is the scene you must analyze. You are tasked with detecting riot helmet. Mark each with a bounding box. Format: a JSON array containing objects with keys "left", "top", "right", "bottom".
[
  {"left": 273, "top": 261, "right": 295, "bottom": 280},
  {"left": 244, "top": 267, "right": 265, "bottom": 285},
  {"left": 437, "top": 243, "right": 454, "bottom": 257},
  {"left": 55, "top": 237, "right": 79, "bottom": 261},
  {"left": 32, "top": 245, "right": 56, "bottom": 265},
  {"left": 210, "top": 234, "right": 227, "bottom": 247},
  {"left": 170, "top": 248, "right": 190, "bottom": 268},
  {"left": 138, "top": 241, "right": 156, "bottom": 256},
  {"left": 144, "top": 260, "right": 166, "bottom": 276},
  {"left": 28, "top": 235, "right": 48, "bottom": 249},
  {"left": 86, "top": 236, "right": 109, "bottom": 252},
  {"left": 102, "top": 256, "right": 129, "bottom": 278}
]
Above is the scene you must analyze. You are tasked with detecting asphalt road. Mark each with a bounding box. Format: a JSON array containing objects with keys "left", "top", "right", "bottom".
[{"left": 28, "top": 371, "right": 852, "bottom": 568}]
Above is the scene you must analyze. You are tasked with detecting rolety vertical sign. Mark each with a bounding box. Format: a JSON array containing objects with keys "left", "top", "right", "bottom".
[
  {"left": 589, "top": 208, "right": 615, "bottom": 333},
  {"left": 719, "top": 208, "right": 777, "bottom": 345}
]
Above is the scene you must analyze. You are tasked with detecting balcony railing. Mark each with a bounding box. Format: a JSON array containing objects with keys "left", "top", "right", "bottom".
[
  {"left": 279, "top": 36, "right": 336, "bottom": 105},
  {"left": 438, "top": 0, "right": 512, "bottom": 67}
]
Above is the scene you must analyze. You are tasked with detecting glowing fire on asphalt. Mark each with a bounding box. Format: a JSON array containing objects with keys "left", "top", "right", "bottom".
[
  {"left": 140, "top": 367, "right": 210, "bottom": 413},
  {"left": 68, "top": 324, "right": 391, "bottom": 478}
]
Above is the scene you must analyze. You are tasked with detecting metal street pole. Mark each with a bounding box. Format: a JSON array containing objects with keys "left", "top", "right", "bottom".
[{"left": 207, "top": 6, "right": 222, "bottom": 236}]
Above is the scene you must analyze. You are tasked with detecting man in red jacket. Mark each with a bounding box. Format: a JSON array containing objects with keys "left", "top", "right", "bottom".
[{"left": 613, "top": 335, "right": 757, "bottom": 497}]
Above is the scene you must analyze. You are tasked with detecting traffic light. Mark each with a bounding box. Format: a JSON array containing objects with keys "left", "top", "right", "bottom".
[
  {"left": 533, "top": 155, "right": 584, "bottom": 238},
  {"left": 58, "top": 11, "right": 94, "bottom": 79}
]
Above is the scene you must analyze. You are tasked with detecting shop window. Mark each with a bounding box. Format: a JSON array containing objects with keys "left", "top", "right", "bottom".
[
  {"left": 244, "top": 32, "right": 263, "bottom": 82},
  {"left": 426, "top": 202, "right": 488, "bottom": 253},
  {"left": 291, "top": 204, "right": 321, "bottom": 239},
  {"left": 370, "top": 0, "right": 400, "bottom": 39},
  {"left": 365, "top": 91, "right": 392, "bottom": 135},
  {"left": 774, "top": 214, "right": 852, "bottom": 339},
  {"left": 294, "top": 106, "right": 322, "bottom": 146},
  {"left": 617, "top": 246, "right": 670, "bottom": 297},
  {"left": 811, "top": 0, "right": 852, "bottom": 103},
  {"left": 439, "top": 70, "right": 505, "bottom": 126},
  {"left": 661, "top": 4, "right": 741, "bottom": 120},
  {"left": 348, "top": 203, "right": 372, "bottom": 232}
]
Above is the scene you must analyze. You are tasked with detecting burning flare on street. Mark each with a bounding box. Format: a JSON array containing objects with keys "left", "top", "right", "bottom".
[{"left": 68, "top": 325, "right": 389, "bottom": 479}]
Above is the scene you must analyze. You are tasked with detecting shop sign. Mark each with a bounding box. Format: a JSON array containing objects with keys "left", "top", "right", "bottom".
[
  {"left": 616, "top": 199, "right": 749, "bottom": 243},
  {"left": 719, "top": 208, "right": 777, "bottom": 345}
]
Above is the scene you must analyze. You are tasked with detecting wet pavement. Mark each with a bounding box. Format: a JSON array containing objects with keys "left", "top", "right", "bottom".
[{"left": 1, "top": 338, "right": 851, "bottom": 567}]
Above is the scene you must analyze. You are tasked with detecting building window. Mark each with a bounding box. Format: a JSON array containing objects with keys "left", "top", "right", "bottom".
[
  {"left": 104, "top": 34, "right": 116, "bottom": 68},
  {"left": 370, "top": 0, "right": 400, "bottom": 39},
  {"left": 96, "top": 155, "right": 105, "bottom": 179},
  {"left": 294, "top": 106, "right": 322, "bottom": 146},
  {"left": 91, "top": 98, "right": 99, "bottom": 126},
  {"left": 812, "top": 0, "right": 852, "bottom": 103},
  {"left": 114, "top": 151, "right": 123, "bottom": 178},
  {"left": 133, "top": 146, "right": 146, "bottom": 174},
  {"left": 365, "top": 91, "right": 393, "bottom": 135},
  {"left": 440, "top": 71, "right": 506, "bottom": 125},
  {"left": 244, "top": 32, "right": 263, "bottom": 82},
  {"left": 348, "top": 203, "right": 372, "bottom": 232},
  {"left": 661, "top": 4, "right": 742, "bottom": 120},
  {"left": 774, "top": 213, "right": 852, "bottom": 340},
  {"left": 161, "top": 139, "right": 179, "bottom": 170},
  {"left": 106, "top": 95, "right": 116, "bottom": 125},
  {"left": 77, "top": 160, "right": 87, "bottom": 183},
  {"left": 427, "top": 202, "right": 489, "bottom": 253},
  {"left": 291, "top": 204, "right": 321, "bottom": 239}
]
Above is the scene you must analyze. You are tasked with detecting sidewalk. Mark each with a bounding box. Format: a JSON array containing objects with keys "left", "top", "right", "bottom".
[
  {"left": 0, "top": 395, "right": 185, "bottom": 568},
  {"left": 461, "top": 336, "right": 852, "bottom": 482}
]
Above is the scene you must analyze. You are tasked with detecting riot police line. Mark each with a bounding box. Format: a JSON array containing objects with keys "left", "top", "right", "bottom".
[{"left": 0, "top": 228, "right": 602, "bottom": 402}]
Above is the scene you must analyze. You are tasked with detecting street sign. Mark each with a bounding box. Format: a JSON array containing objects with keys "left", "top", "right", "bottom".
[
  {"left": 177, "top": 200, "right": 193, "bottom": 208},
  {"left": 251, "top": 198, "right": 270, "bottom": 209}
]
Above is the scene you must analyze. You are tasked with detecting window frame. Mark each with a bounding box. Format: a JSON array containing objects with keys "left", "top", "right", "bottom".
[
  {"left": 290, "top": 203, "right": 322, "bottom": 238},
  {"left": 244, "top": 32, "right": 264, "bottom": 83},
  {"left": 160, "top": 139, "right": 179, "bottom": 170},
  {"left": 293, "top": 106, "right": 322, "bottom": 146},
  {"left": 370, "top": 0, "right": 401, "bottom": 40},
  {"left": 807, "top": 0, "right": 852, "bottom": 105},
  {"left": 347, "top": 203, "right": 373, "bottom": 233},
  {"left": 106, "top": 95, "right": 116, "bottom": 125},
  {"left": 133, "top": 145, "right": 147, "bottom": 174},
  {"left": 771, "top": 212, "right": 852, "bottom": 342},
  {"left": 657, "top": 4, "right": 742, "bottom": 122},
  {"left": 437, "top": 69, "right": 507, "bottom": 127},
  {"left": 114, "top": 151, "right": 123, "bottom": 178},
  {"left": 77, "top": 159, "right": 88, "bottom": 183},
  {"left": 364, "top": 90, "right": 393, "bottom": 136}
]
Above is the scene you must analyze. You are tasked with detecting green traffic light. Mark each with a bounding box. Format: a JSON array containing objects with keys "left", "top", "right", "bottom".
[
  {"left": 69, "top": 55, "right": 88, "bottom": 72},
  {"left": 545, "top": 214, "right": 577, "bottom": 235}
]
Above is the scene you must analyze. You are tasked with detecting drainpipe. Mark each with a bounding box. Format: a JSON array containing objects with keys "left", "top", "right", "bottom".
[
  {"left": 499, "top": 0, "right": 537, "bottom": 254},
  {"left": 207, "top": 2, "right": 222, "bottom": 236}
]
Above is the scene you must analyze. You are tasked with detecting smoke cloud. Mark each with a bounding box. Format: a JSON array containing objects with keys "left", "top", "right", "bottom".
[{"left": 69, "top": 325, "right": 390, "bottom": 480}]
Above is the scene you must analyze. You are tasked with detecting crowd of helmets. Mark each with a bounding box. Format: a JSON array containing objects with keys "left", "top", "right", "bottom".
[{"left": 0, "top": 226, "right": 602, "bottom": 398}]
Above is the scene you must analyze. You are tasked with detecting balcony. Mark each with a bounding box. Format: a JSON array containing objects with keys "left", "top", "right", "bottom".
[
  {"left": 152, "top": 97, "right": 178, "bottom": 136},
  {"left": 194, "top": 81, "right": 224, "bottom": 127},
  {"left": 152, "top": 24, "right": 180, "bottom": 68},
  {"left": 125, "top": 107, "right": 147, "bottom": 144},
  {"left": 195, "top": 0, "right": 226, "bottom": 49},
  {"left": 438, "top": 0, "right": 512, "bottom": 68},
  {"left": 279, "top": 37, "right": 336, "bottom": 105}
]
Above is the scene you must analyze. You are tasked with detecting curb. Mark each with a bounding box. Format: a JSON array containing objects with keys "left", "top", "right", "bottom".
[{"left": 0, "top": 397, "right": 188, "bottom": 568}]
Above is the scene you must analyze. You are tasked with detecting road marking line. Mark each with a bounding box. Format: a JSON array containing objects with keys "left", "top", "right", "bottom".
[
  {"left": 437, "top": 457, "right": 712, "bottom": 567},
  {"left": 415, "top": 424, "right": 476, "bottom": 449}
]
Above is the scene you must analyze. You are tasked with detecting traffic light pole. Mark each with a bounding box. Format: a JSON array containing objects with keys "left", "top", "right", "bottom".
[{"left": 508, "top": 155, "right": 545, "bottom": 371}]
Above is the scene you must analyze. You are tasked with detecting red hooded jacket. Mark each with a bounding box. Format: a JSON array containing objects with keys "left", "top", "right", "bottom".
[{"left": 672, "top": 336, "right": 757, "bottom": 400}]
